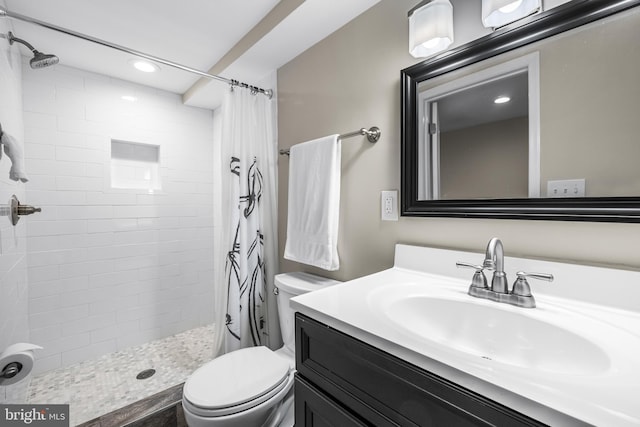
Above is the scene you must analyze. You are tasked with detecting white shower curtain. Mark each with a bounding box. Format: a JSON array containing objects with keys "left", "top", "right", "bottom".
[{"left": 212, "top": 87, "right": 278, "bottom": 355}]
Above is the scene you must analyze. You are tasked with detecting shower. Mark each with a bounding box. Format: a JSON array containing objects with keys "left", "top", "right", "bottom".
[{"left": 6, "top": 31, "right": 59, "bottom": 69}]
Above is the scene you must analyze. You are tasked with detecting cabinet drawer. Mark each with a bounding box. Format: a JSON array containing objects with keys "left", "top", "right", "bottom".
[
  {"left": 295, "top": 313, "right": 547, "bottom": 427},
  {"left": 295, "top": 374, "right": 368, "bottom": 427}
]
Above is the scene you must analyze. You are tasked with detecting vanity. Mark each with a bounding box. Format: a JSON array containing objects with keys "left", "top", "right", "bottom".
[{"left": 291, "top": 243, "right": 640, "bottom": 426}]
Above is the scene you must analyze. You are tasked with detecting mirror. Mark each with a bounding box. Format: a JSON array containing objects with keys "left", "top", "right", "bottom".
[{"left": 401, "top": 0, "right": 640, "bottom": 221}]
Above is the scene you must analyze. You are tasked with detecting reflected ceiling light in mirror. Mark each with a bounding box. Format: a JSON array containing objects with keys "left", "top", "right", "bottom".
[
  {"left": 408, "top": 0, "right": 454, "bottom": 58},
  {"left": 494, "top": 96, "right": 511, "bottom": 104},
  {"left": 130, "top": 59, "right": 160, "bottom": 73},
  {"left": 482, "top": 0, "right": 541, "bottom": 28}
]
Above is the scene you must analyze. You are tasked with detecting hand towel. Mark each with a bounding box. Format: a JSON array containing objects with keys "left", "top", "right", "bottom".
[
  {"left": 0, "top": 130, "right": 29, "bottom": 183},
  {"left": 284, "top": 135, "right": 341, "bottom": 270}
]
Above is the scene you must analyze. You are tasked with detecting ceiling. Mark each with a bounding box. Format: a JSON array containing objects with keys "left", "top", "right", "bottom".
[
  {"left": 1, "top": 0, "right": 380, "bottom": 109},
  {"left": 437, "top": 72, "right": 529, "bottom": 133}
]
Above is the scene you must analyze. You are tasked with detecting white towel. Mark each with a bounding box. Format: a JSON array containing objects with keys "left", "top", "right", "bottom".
[
  {"left": 1, "top": 131, "right": 29, "bottom": 183},
  {"left": 284, "top": 135, "right": 341, "bottom": 271}
]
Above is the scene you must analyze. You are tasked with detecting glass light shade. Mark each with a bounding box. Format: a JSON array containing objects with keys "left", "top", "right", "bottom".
[
  {"left": 482, "top": 0, "right": 541, "bottom": 28},
  {"left": 409, "top": 0, "right": 454, "bottom": 58}
]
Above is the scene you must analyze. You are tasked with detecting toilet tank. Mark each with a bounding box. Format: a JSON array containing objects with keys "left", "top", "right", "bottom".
[{"left": 274, "top": 272, "right": 341, "bottom": 354}]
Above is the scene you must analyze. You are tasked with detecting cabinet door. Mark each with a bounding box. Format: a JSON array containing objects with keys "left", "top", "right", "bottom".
[
  {"left": 296, "top": 313, "right": 548, "bottom": 427},
  {"left": 295, "top": 374, "right": 368, "bottom": 427}
]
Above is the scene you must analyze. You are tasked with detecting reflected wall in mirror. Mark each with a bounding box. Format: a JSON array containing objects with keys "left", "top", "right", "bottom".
[
  {"left": 401, "top": 0, "right": 640, "bottom": 221},
  {"left": 418, "top": 54, "right": 539, "bottom": 200}
]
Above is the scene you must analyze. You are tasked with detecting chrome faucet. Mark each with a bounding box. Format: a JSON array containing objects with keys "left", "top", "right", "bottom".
[
  {"left": 483, "top": 237, "right": 509, "bottom": 294},
  {"left": 456, "top": 237, "right": 553, "bottom": 308}
]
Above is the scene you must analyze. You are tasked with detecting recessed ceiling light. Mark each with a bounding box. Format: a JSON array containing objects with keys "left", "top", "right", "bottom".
[
  {"left": 130, "top": 60, "right": 159, "bottom": 73},
  {"left": 494, "top": 96, "right": 511, "bottom": 104},
  {"left": 121, "top": 95, "right": 137, "bottom": 102}
]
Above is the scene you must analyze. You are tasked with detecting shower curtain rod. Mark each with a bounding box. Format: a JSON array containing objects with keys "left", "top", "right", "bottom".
[
  {"left": 0, "top": 8, "right": 273, "bottom": 98},
  {"left": 279, "top": 126, "right": 381, "bottom": 156}
]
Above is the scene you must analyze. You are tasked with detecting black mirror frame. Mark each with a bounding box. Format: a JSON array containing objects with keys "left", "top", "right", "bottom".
[{"left": 401, "top": 0, "right": 640, "bottom": 223}]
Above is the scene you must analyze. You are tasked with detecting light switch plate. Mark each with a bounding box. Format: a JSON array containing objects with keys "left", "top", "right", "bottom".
[{"left": 381, "top": 190, "right": 398, "bottom": 221}]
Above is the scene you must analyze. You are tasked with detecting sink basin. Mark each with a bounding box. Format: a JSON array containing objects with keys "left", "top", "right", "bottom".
[
  {"left": 369, "top": 282, "right": 622, "bottom": 375},
  {"left": 384, "top": 294, "right": 610, "bottom": 374}
]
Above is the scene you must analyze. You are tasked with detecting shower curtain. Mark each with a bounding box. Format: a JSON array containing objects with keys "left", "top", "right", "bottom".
[{"left": 212, "top": 86, "right": 278, "bottom": 355}]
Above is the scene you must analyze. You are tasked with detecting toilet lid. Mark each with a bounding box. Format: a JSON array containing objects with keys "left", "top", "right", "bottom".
[{"left": 184, "top": 346, "right": 290, "bottom": 410}]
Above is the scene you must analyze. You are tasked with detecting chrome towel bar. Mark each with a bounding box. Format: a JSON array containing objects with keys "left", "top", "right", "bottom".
[{"left": 279, "top": 126, "right": 380, "bottom": 156}]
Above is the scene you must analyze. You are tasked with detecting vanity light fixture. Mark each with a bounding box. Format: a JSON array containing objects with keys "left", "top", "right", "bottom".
[
  {"left": 494, "top": 95, "right": 511, "bottom": 104},
  {"left": 482, "top": 0, "right": 541, "bottom": 28},
  {"left": 130, "top": 59, "right": 159, "bottom": 73},
  {"left": 408, "top": 0, "right": 454, "bottom": 58},
  {"left": 121, "top": 95, "right": 137, "bottom": 102}
]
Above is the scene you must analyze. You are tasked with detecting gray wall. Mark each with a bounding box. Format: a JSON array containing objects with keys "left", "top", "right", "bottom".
[
  {"left": 277, "top": 0, "right": 640, "bottom": 282},
  {"left": 440, "top": 117, "right": 529, "bottom": 199}
]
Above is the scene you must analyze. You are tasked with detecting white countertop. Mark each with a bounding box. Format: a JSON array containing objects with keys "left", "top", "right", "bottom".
[{"left": 291, "top": 244, "right": 640, "bottom": 427}]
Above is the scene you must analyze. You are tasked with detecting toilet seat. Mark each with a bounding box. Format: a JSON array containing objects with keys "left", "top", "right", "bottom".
[{"left": 183, "top": 346, "right": 292, "bottom": 417}]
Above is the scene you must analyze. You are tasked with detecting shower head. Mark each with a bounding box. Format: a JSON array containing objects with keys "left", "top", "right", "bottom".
[
  {"left": 7, "top": 31, "right": 59, "bottom": 69},
  {"left": 29, "top": 50, "right": 59, "bottom": 69}
]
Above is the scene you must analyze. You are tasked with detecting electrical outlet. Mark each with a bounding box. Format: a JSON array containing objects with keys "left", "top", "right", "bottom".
[
  {"left": 546, "top": 179, "right": 586, "bottom": 198},
  {"left": 381, "top": 190, "right": 398, "bottom": 221}
]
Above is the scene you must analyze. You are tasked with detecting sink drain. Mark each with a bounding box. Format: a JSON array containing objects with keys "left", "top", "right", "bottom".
[{"left": 136, "top": 369, "right": 156, "bottom": 380}]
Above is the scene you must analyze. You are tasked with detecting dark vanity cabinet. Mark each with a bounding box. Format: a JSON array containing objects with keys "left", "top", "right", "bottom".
[{"left": 294, "top": 313, "right": 547, "bottom": 427}]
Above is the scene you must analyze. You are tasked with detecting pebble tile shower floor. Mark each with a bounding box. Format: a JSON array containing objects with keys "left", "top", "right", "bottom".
[{"left": 27, "top": 324, "right": 216, "bottom": 426}]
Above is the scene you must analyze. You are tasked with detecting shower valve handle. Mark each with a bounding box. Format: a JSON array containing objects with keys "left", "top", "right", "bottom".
[
  {"left": 9, "top": 195, "right": 42, "bottom": 225},
  {"left": 16, "top": 205, "right": 41, "bottom": 216}
]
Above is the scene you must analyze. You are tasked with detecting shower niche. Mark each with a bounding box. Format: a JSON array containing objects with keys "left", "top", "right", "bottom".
[{"left": 110, "top": 140, "right": 161, "bottom": 192}]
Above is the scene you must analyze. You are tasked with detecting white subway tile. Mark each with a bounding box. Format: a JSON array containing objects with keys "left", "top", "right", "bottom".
[
  {"left": 27, "top": 236, "right": 61, "bottom": 252},
  {"left": 23, "top": 112, "right": 57, "bottom": 131},
  {"left": 55, "top": 87, "right": 86, "bottom": 119},
  {"left": 59, "top": 259, "right": 113, "bottom": 279},
  {"left": 86, "top": 191, "right": 137, "bottom": 205},
  {"left": 85, "top": 232, "right": 115, "bottom": 247},
  {"left": 24, "top": 174, "right": 57, "bottom": 191},
  {"left": 62, "top": 312, "right": 116, "bottom": 336},
  {"left": 56, "top": 146, "right": 105, "bottom": 163},
  {"left": 28, "top": 265, "right": 60, "bottom": 283},
  {"left": 88, "top": 270, "right": 131, "bottom": 289},
  {"left": 54, "top": 160, "right": 86, "bottom": 177},
  {"left": 58, "top": 234, "right": 88, "bottom": 249},
  {"left": 113, "top": 218, "right": 138, "bottom": 231},
  {"left": 61, "top": 339, "right": 117, "bottom": 366},
  {"left": 87, "top": 219, "right": 115, "bottom": 234},
  {"left": 29, "top": 277, "right": 88, "bottom": 298},
  {"left": 25, "top": 159, "right": 58, "bottom": 176},
  {"left": 29, "top": 304, "right": 88, "bottom": 329},
  {"left": 84, "top": 163, "right": 104, "bottom": 178},
  {"left": 28, "top": 220, "right": 87, "bottom": 237},
  {"left": 54, "top": 131, "right": 86, "bottom": 148},
  {"left": 23, "top": 82, "right": 56, "bottom": 114}
]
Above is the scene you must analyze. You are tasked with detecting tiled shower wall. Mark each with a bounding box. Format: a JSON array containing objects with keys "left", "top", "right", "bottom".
[
  {"left": 0, "top": 12, "right": 30, "bottom": 403},
  {"left": 21, "top": 62, "right": 216, "bottom": 374}
]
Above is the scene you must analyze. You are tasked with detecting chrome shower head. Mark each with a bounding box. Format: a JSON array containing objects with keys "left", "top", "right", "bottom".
[
  {"left": 30, "top": 50, "right": 59, "bottom": 68},
  {"left": 7, "top": 31, "right": 59, "bottom": 69}
]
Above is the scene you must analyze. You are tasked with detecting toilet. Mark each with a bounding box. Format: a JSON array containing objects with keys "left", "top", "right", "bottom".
[{"left": 182, "top": 272, "right": 341, "bottom": 427}]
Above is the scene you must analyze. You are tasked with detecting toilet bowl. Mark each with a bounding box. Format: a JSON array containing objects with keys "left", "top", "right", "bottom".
[{"left": 182, "top": 272, "right": 341, "bottom": 427}]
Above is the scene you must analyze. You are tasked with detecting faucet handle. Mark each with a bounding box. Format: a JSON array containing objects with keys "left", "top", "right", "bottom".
[
  {"left": 512, "top": 271, "right": 554, "bottom": 296},
  {"left": 456, "top": 262, "right": 488, "bottom": 289}
]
